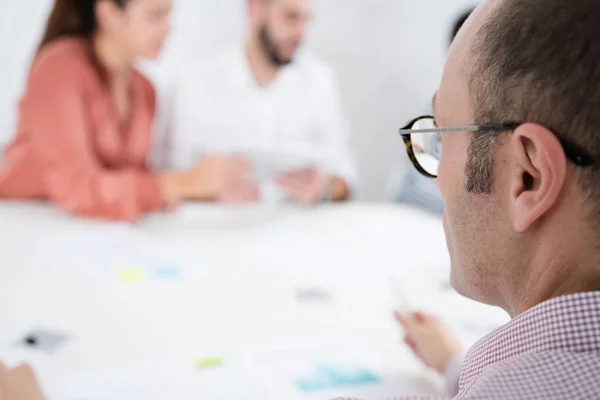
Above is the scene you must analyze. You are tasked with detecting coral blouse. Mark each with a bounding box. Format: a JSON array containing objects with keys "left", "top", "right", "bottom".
[{"left": 0, "top": 38, "right": 162, "bottom": 221}]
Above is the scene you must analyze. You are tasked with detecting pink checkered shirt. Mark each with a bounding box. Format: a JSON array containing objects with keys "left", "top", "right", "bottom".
[{"left": 334, "top": 291, "right": 600, "bottom": 400}]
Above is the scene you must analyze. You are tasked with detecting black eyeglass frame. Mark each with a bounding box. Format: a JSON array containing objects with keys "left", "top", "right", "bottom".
[{"left": 399, "top": 115, "right": 595, "bottom": 179}]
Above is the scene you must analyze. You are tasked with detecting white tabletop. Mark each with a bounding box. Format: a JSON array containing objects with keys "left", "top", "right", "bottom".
[{"left": 0, "top": 202, "right": 509, "bottom": 399}]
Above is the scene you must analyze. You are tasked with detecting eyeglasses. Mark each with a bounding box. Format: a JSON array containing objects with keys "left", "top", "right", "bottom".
[{"left": 398, "top": 115, "right": 595, "bottom": 178}]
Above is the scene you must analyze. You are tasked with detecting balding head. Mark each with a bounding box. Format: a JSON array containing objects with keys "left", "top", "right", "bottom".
[
  {"left": 466, "top": 0, "right": 600, "bottom": 213},
  {"left": 435, "top": 0, "right": 600, "bottom": 315}
]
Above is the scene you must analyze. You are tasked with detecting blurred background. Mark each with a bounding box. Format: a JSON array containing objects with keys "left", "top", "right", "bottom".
[
  {"left": 0, "top": 2, "right": 515, "bottom": 399},
  {"left": 0, "top": 0, "right": 476, "bottom": 200}
]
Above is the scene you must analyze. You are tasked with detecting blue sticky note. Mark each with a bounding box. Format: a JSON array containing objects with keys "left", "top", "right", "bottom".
[
  {"left": 154, "top": 264, "right": 181, "bottom": 279},
  {"left": 321, "top": 365, "right": 379, "bottom": 386},
  {"left": 296, "top": 374, "right": 332, "bottom": 392},
  {"left": 296, "top": 364, "right": 380, "bottom": 392}
]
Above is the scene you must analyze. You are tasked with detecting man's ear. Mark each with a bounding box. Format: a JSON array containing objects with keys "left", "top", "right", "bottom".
[{"left": 509, "top": 123, "right": 567, "bottom": 232}]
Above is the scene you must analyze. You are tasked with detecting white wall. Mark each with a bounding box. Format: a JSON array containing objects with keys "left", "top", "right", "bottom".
[{"left": 0, "top": 0, "right": 477, "bottom": 200}]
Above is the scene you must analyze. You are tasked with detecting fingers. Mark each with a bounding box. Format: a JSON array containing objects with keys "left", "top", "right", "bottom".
[
  {"left": 13, "top": 364, "right": 35, "bottom": 377},
  {"left": 277, "top": 168, "right": 326, "bottom": 205},
  {"left": 278, "top": 168, "right": 317, "bottom": 185},
  {"left": 194, "top": 155, "right": 252, "bottom": 181},
  {"left": 396, "top": 310, "right": 434, "bottom": 325},
  {"left": 398, "top": 313, "right": 430, "bottom": 365},
  {"left": 165, "top": 203, "right": 179, "bottom": 213},
  {"left": 0, "top": 363, "right": 46, "bottom": 400},
  {"left": 196, "top": 157, "right": 253, "bottom": 195},
  {"left": 219, "top": 184, "right": 260, "bottom": 204},
  {"left": 220, "top": 193, "right": 256, "bottom": 204},
  {"left": 395, "top": 311, "right": 423, "bottom": 331},
  {"left": 414, "top": 311, "right": 432, "bottom": 323},
  {"left": 230, "top": 157, "right": 252, "bottom": 174},
  {"left": 277, "top": 174, "right": 300, "bottom": 187},
  {"left": 280, "top": 182, "right": 315, "bottom": 205},
  {"left": 403, "top": 336, "right": 422, "bottom": 358},
  {"left": 225, "top": 159, "right": 252, "bottom": 186},
  {"left": 278, "top": 175, "right": 311, "bottom": 204},
  {"left": 290, "top": 169, "right": 314, "bottom": 184},
  {"left": 279, "top": 176, "right": 308, "bottom": 194},
  {"left": 395, "top": 310, "right": 410, "bottom": 327}
]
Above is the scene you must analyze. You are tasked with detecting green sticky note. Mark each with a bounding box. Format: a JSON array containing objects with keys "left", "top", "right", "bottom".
[
  {"left": 195, "top": 357, "right": 223, "bottom": 369},
  {"left": 116, "top": 268, "right": 145, "bottom": 283}
]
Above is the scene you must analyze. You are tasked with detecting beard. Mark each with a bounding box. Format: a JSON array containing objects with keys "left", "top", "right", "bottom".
[
  {"left": 259, "top": 25, "right": 295, "bottom": 66},
  {"left": 448, "top": 185, "right": 510, "bottom": 309}
]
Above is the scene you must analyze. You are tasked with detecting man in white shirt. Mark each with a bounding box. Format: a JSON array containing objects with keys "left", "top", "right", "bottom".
[{"left": 161, "top": 0, "right": 356, "bottom": 204}]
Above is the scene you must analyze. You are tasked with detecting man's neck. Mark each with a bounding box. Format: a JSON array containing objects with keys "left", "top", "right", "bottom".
[
  {"left": 245, "top": 36, "right": 279, "bottom": 88},
  {"left": 510, "top": 241, "right": 600, "bottom": 317}
]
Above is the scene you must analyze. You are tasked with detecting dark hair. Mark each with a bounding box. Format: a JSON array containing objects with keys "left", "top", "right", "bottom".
[
  {"left": 466, "top": 0, "right": 600, "bottom": 223},
  {"left": 38, "top": 0, "right": 127, "bottom": 52},
  {"left": 450, "top": 8, "right": 474, "bottom": 46}
]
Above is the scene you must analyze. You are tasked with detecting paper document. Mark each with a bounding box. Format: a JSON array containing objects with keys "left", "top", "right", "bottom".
[
  {"left": 35, "top": 225, "right": 195, "bottom": 284},
  {"left": 245, "top": 233, "right": 386, "bottom": 288},
  {"left": 47, "top": 360, "right": 269, "bottom": 400},
  {"left": 47, "top": 341, "right": 437, "bottom": 400},
  {"left": 247, "top": 341, "right": 389, "bottom": 399}
]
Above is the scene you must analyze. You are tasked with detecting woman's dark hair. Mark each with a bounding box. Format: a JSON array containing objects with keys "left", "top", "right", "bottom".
[
  {"left": 449, "top": 8, "right": 474, "bottom": 46},
  {"left": 38, "top": 0, "right": 127, "bottom": 52}
]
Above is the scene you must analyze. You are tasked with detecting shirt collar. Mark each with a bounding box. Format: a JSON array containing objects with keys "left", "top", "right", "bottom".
[
  {"left": 460, "top": 291, "right": 600, "bottom": 392},
  {"left": 231, "top": 44, "right": 300, "bottom": 89}
]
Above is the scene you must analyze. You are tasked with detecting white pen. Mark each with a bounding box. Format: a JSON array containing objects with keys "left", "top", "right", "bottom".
[{"left": 390, "top": 277, "right": 415, "bottom": 312}]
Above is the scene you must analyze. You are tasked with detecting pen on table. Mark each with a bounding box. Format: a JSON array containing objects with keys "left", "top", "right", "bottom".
[{"left": 24, "top": 335, "right": 38, "bottom": 346}]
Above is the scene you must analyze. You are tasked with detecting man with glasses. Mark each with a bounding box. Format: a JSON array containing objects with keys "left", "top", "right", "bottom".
[{"left": 339, "top": 0, "right": 600, "bottom": 399}]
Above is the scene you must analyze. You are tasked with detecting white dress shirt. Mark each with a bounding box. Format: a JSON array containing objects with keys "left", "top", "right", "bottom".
[{"left": 154, "top": 46, "right": 357, "bottom": 192}]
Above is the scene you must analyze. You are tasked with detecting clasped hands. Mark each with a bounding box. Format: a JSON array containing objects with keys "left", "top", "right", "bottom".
[{"left": 167, "top": 155, "right": 331, "bottom": 206}]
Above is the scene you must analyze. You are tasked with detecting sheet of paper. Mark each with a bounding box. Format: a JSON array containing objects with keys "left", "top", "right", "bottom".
[
  {"left": 47, "top": 341, "right": 437, "bottom": 400},
  {"left": 243, "top": 229, "right": 386, "bottom": 287},
  {"left": 35, "top": 225, "right": 198, "bottom": 284},
  {"left": 47, "top": 360, "right": 269, "bottom": 400},
  {"left": 243, "top": 340, "right": 438, "bottom": 400}
]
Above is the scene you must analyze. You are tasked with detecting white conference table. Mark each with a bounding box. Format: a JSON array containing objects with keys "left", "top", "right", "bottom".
[{"left": 0, "top": 202, "right": 509, "bottom": 399}]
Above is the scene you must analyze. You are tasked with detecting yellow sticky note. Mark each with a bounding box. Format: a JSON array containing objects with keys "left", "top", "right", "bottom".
[
  {"left": 195, "top": 357, "right": 223, "bottom": 369},
  {"left": 116, "top": 268, "right": 145, "bottom": 284}
]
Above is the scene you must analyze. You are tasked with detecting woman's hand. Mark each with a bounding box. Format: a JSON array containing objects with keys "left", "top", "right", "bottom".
[{"left": 160, "top": 156, "right": 252, "bottom": 205}]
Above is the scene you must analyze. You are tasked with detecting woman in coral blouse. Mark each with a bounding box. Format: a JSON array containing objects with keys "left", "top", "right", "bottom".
[{"left": 0, "top": 0, "right": 249, "bottom": 221}]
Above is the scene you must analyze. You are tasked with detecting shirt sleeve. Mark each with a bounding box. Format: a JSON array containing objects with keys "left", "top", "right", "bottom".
[
  {"left": 313, "top": 69, "right": 359, "bottom": 195},
  {"left": 26, "top": 53, "right": 162, "bottom": 221},
  {"left": 444, "top": 352, "right": 465, "bottom": 397}
]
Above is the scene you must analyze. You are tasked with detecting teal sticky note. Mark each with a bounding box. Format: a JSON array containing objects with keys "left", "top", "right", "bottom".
[
  {"left": 296, "top": 374, "right": 332, "bottom": 392},
  {"left": 322, "top": 365, "right": 380, "bottom": 387},
  {"left": 154, "top": 265, "right": 181, "bottom": 279},
  {"left": 296, "top": 364, "right": 380, "bottom": 392}
]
